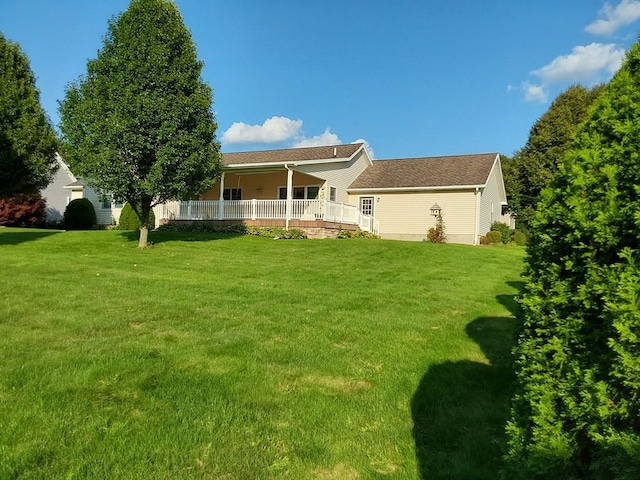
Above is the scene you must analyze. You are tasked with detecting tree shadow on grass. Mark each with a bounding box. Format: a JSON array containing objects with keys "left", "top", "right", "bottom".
[
  {"left": 0, "top": 228, "right": 62, "bottom": 246},
  {"left": 117, "top": 230, "right": 245, "bottom": 245},
  {"left": 411, "top": 284, "right": 523, "bottom": 479}
]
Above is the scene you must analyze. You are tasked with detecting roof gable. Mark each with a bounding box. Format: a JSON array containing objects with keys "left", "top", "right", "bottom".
[
  {"left": 348, "top": 153, "right": 499, "bottom": 190},
  {"left": 222, "top": 143, "right": 363, "bottom": 167}
]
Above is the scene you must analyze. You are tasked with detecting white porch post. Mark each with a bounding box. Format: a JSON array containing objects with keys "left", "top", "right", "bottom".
[
  {"left": 285, "top": 165, "right": 293, "bottom": 230},
  {"left": 218, "top": 172, "right": 225, "bottom": 220}
]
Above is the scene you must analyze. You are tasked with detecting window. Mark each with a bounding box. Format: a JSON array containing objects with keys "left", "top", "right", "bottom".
[
  {"left": 101, "top": 195, "right": 123, "bottom": 209},
  {"left": 293, "top": 187, "right": 305, "bottom": 199},
  {"left": 359, "top": 196, "right": 374, "bottom": 216},
  {"left": 329, "top": 186, "right": 337, "bottom": 202},
  {"left": 278, "top": 186, "right": 320, "bottom": 200},
  {"left": 223, "top": 188, "right": 242, "bottom": 200},
  {"left": 307, "top": 186, "right": 319, "bottom": 199}
]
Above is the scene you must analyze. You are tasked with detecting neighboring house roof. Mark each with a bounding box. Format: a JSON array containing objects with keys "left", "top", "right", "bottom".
[
  {"left": 55, "top": 153, "right": 77, "bottom": 183},
  {"left": 223, "top": 143, "right": 363, "bottom": 168},
  {"left": 348, "top": 152, "right": 499, "bottom": 191},
  {"left": 64, "top": 179, "right": 86, "bottom": 188}
]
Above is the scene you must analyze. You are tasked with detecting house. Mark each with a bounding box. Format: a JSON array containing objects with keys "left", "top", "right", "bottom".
[
  {"left": 50, "top": 143, "right": 509, "bottom": 244},
  {"left": 347, "top": 152, "right": 507, "bottom": 244},
  {"left": 41, "top": 154, "right": 123, "bottom": 225},
  {"left": 159, "top": 144, "right": 508, "bottom": 244}
]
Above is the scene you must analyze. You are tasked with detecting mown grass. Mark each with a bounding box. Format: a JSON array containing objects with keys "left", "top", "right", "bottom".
[{"left": 0, "top": 228, "right": 524, "bottom": 479}]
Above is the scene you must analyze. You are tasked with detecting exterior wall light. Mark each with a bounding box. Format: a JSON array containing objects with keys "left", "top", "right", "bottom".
[{"left": 430, "top": 203, "right": 442, "bottom": 217}]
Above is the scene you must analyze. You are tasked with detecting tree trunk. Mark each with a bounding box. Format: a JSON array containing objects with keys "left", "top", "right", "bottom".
[{"left": 138, "top": 225, "right": 148, "bottom": 248}]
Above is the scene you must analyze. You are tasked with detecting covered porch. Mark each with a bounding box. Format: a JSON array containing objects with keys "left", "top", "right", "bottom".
[{"left": 156, "top": 198, "right": 379, "bottom": 233}]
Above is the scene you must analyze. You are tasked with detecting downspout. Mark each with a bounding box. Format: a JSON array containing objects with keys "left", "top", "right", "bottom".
[
  {"left": 474, "top": 187, "right": 480, "bottom": 245},
  {"left": 285, "top": 164, "right": 293, "bottom": 230}
]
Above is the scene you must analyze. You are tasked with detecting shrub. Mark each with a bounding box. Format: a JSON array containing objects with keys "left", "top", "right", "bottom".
[
  {"left": 485, "top": 230, "right": 502, "bottom": 244},
  {"left": 156, "top": 222, "right": 307, "bottom": 239},
  {"left": 63, "top": 198, "right": 96, "bottom": 230},
  {"left": 351, "top": 229, "right": 380, "bottom": 239},
  {"left": 0, "top": 193, "right": 46, "bottom": 226},
  {"left": 479, "top": 235, "right": 491, "bottom": 245},
  {"left": 513, "top": 229, "right": 527, "bottom": 246},
  {"left": 426, "top": 214, "right": 447, "bottom": 243},
  {"left": 335, "top": 228, "right": 379, "bottom": 239},
  {"left": 246, "top": 226, "right": 307, "bottom": 239},
  {"left": 117, "top": 202, "right": 155, "bottom": 231},
  {"left": 336, "top": 228, "right": 353, "bottom": 238},
  {"left": 490, "top": 221, "right": 511, "bottom": 244},
  {"left": 504, "top": 39, "right": 640, "bottom": 479}
]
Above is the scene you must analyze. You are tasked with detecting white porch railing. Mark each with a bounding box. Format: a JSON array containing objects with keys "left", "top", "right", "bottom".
[{"left": 156, "top": 199, "right": 379, "bottom": 233}]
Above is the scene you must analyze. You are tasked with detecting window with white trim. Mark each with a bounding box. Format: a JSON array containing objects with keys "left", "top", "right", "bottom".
[
  {"left": 359, "top": 196, "right": 374, "bottom": 216},
  {"left": 278, "top": 186, "right": 320, "bottom": 200},
  {"left": 100, "top": 195, "right": 123, "bottom": 209},
  {"left": 329, "top": 186, "right": 337, "bottom": 202},
  {"left": 223, "top": 188, "right": 242, "bottom": 200}
]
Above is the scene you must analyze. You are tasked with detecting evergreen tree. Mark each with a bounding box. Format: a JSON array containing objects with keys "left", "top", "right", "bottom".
[
  {"left": 504, "top": 41, "right": 640, "bottom": 479},
  {"left": 59, "top": 0, "right": 221, "bottom": 247},
  {"left": 0, "top": 32, "right": 58, "bottom": 197},
  {"left": 506, "top": 85, "right": 603, "bottom": 229}
]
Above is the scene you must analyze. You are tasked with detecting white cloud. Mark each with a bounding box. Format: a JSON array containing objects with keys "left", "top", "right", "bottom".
[
  {"left": 222, "top": 117, "right": 370, "bottom": 152},
  {"left": 585, "top": 0, "right": 640, "bottom": 35},
  {"left": 522, "top": 82, "right": 548, "bottom": 103},
  {"left": 352, "top": 138, "right": 375, "bottom": 159},
  {"left": 222, "top": 116, "right": 302, "bottom": 145},
  {"left": 531, "top": 43, "right": 625, "bottom": 84},
  {"left": 291, "top": 128, "right": 341, "bottom": 148}
]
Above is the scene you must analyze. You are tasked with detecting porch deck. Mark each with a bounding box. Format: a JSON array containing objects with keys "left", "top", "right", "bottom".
[{"left": 155, "top": 199, "right": 379, "bottom": 233}]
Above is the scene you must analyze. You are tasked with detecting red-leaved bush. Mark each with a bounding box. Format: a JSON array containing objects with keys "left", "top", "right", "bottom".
[{"left": 0, "top": 193, "right": 47, "bottom": 226}]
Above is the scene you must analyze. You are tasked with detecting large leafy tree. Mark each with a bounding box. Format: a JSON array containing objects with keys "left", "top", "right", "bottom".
[
  {"left": 504, "top": 42, "right": 640, "bottom": 478},
  {"left": 0, "top": 32, "right": 58, "bottom": 197},
  {"left": 59, "top": 0, "right": 221, "bottom": 247},
  {"left": 505, "top": 85, "right": 603, "bottom": 229}
]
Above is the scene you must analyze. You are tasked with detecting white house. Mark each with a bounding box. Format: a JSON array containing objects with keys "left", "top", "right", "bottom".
[{"left": 41, "top": 155, "right": 123, "bottom": 225}]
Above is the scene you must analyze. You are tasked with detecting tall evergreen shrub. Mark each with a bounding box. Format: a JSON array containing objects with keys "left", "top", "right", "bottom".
[
  {"left": 504, "top": 41, "right": 640, "bottom": 479},
  {"left": 117, "top": 202, "right": 154, "bottom": 230},
  {"left": 63, "top": 198, "right": 96, "bottom": 230}
]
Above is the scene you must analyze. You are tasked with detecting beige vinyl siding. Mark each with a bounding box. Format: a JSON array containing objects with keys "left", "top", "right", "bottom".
[
  {"left": 296, "top": 149, "right": 371, "bottom": 203},
  {"left": 478, "top": 157, "right": 506, "bottom": 236},
  {"left": 201, "top": 171, "right": 321, "bottom": 200},
  {"left": 349, "top": 190, "right": 477, "bottom": 244}
]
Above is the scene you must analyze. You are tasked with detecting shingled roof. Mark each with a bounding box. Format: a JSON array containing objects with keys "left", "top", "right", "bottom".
[
  {"left": 348, "top": 153, "right": 499, "bottom": 190},
  {"left": 223, "top": 143, "right": 363, "bottom": 166},
  {"left": 64, "top": 179, "right": 86, "bottom": 188}
]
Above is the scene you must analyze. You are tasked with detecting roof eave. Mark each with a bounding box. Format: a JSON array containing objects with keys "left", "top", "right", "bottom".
[
  {"left": 348, "top": 184, "right": 486, "bottom": 193},
  {"left": 223, "top": 156, "right": 353, "bottom": 170}
]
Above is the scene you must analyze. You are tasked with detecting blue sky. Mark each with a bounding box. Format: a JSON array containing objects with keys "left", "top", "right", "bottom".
[{"left": 2, "top": 1, "right": 640, "bottom": 159}]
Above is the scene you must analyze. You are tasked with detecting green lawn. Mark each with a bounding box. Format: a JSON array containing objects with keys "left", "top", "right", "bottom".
[{"left": 0, "top": 228, "right": 524, "bottom": 479}]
